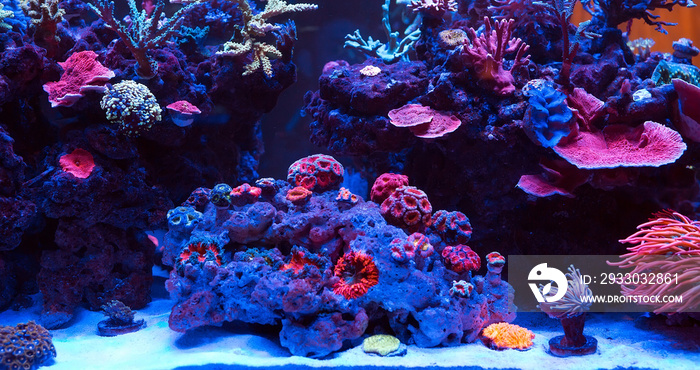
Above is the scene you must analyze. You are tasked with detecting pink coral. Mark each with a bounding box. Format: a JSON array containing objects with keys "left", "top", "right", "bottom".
[
  {"left": 59, "top": 148, "right": 95, "bottom": 179},
  {"left": 380, "top": 186, "right": 433, "bottom": 233},
  {"left": 441, "top": 244, "right": 481, "bottom": 273},
  {"left": 516, "top": 158, "right": 591, "bottom": 198},
  {"left": 43, "top": 51, "right": 115, "bottom": 107},
  {"left": 166, "top": 100, "right": 201, "bottom": 127},
  {"left": 673, "top": 78, "right": 700, "bottom": 142},
  {"left": 370, "top": 173, "right": 409, "bottom": 204},
  {"left": 461, "top": 17, "right": 530, "bottom": 95},
  {"left": 287, "top": 154, "right": 344, "bottom": 192},
  {"left": 388, "top": 104, "right": 462, "bottom": 138},
  {"left": 553, "top": 121, "right": 687, "bottom": 169}
]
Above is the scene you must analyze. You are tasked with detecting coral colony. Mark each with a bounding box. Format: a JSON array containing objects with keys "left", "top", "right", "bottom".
[{"left": 0, "top": 0, "right": 699, "bottom": 368}]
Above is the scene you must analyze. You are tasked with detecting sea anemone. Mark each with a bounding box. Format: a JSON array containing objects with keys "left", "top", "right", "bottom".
[
  {"left": 608, "top": 210, "right": 700, "bottom": 313},
  {"left": 538, "top": 264, "right": 592, "bottom": 319},
  {"left": 480, "top": 322, "right": 535, "bottom": 350},
  {"left": 333, "top": 251, "right": 379, "bottom": 299}
]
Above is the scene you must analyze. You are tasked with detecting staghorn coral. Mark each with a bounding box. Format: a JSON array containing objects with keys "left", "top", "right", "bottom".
[
  {"left": 88, "top": 0, "right": 198, "bottom": 78},
  {"left": 20, "top": 0, "right": 64, "bottom": 55},
  {"left": 344, "top": 0, "right": 422, "bottom": 63},
  {"left": 608, "top": 210, "right": 700, "bottom": 313},
  {"left": 216, "top": 0, "right": 317, "bottom": 77},
  {"left": 0, "top": 4, "right": 14, "bottom": 30}
]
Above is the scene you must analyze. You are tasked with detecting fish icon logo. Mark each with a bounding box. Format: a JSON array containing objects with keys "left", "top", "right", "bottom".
[{"left": 528, "top": 263, "right": 568, "bottom": 303}]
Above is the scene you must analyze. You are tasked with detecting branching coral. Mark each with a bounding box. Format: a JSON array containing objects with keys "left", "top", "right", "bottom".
[
  {"left": 21, "top": 0, "right": 64, "bottom": 56},
  {"left": 0, "top": 4, "right": 15, "bottom": 30},
  {"left": 460, "top": 17, "right": 530, "bottom": 95},
  {"left": 88, "top": 0, "right": 199, "bottom": 78},
  {"left": 407, "top": 0, "right": 457, "bottom": 18},
  {"left": 217, "top": 0, "right": 317, "bottom": 77},
  {"left": 344, "top": 0, "right": 422, "bottom": 63},
  {"left": 583, "top": 0, "right": 696, "bottom": 33},
  {"left": 608, "top": 210, "right": 700, "bottom": 313}
]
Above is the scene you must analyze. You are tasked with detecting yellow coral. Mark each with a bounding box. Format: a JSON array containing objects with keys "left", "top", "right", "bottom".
[
  {"left": 481, "top": 322, "right": 535, "bottom": 350},
  {"left": 362, "top": 334, "right": 400, "bottom": 356}
]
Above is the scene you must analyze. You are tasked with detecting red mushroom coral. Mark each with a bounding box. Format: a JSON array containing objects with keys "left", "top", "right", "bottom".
[
  {"left": 441, "top": 244, "right": 481, "bottom": 274},
  {"left": 43, "top": 51, "right": 115, "bottom": 107},
  {"left": 286, "top": 186, "right": 313, "bottom": 205},
  {"left": 553, "top": 121, "right": 686, "bottom": 169},
  {"left": 333, "top": 251, "right": 379, "bottom": 299},
  {"left": 59, "top": 148, "right": 95, "bottom": 179},
  {"left": 166, "top": 100, "right": 201, "bottom": 127}
]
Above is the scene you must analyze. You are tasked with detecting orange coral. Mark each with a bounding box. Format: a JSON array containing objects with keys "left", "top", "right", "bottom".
[
  {"left": 286, "top": 186, "right": 312, "bottom": 205},
  {"left": 333, "top": 251, "right": 379, "bottom": 299},
  {"left": 481, "top": 322, "right": 535, "bottom": 350},
  {"left": 281, "top": 248, "right": 321, "bottom": 275},
  {"left": 176, "top": 238, "right": 223, "bottom": 274}
]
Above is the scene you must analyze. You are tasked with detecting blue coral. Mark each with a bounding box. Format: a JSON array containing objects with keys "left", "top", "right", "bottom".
[{"left": 523, "top": 82, "right": 574, "bottom": 148}]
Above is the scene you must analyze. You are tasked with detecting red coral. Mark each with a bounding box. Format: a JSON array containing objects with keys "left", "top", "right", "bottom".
[
  {"left": 553, "top": 121, "right": 687, "bottom": 169},
  {"left": 380, "top": 186, "right": 432, "bottom": 233},
  {"left": 43, "top": 51, "right": 115, "bottom": 107},
  {"left": 230, "top": 183, "right": 262, "bottom": 206},
  {"left": 176, "top": 238, "right": 223, "bottom": 274},
  {"left": 391, "top": 232, "right": 434, "bottom": 262},
  {"left": 281, "top": 247, "right": 324, "bottom": 275},
  {"left": 166, "top": 100, "right": 201, "bottom": 127},
  {"left": 333, "top": 251, "right": 379, "bottom": 299},
  {"left": 431, "top": 210, "right": 473, "bottom": 244},
  {"left": 516, "top": 158, "right": 591, "bottom": 198},
  {"left": 59, "top": 148, "right": 95, "bottom": 179},
  {"left": 370, "top": 173, "right": 409, "bottom": 204},
  {"left": 461, "top": 17, "right": 530, "bottom": 95},
  {"left": 441, "top": 245, "right": 481, "bottom": 273},
  {"left": 287, "top": 154, "right": 344, "bottom": 192}
]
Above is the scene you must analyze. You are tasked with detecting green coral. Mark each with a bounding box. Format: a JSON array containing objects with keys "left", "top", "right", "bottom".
[
  {"left": 362, "top": 334, "right": 401, "bottom": 356},
  {"left": 652, "top": 60, "right": 700, "bottom": 87},
  {"left": 100, "top": 80, "right": 162, "bottom": 137},
  {"left": 216, "top": 0, "right": 318, "bottom": 77},
  {"left": 0, "top": 4, "right": 14, "bottom": 31}
]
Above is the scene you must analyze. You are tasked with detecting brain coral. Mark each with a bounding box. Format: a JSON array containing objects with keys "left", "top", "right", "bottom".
[
  {"left": 380, "top": 185, "right": 432, "bottom": 233},
  {"left": 287, "top": 154, "right": 344, "bottom": 192}
]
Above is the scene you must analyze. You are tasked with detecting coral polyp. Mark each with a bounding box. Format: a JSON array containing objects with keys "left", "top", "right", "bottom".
[
  {"left": 333, "top": 251, "right": 379, "bottom": 299},
  {"left": 480, "top": 322, "right": 535, "bottom": 350}
]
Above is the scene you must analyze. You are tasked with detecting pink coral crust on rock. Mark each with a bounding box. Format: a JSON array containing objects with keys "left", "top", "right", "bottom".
[
  {"left": 287, "top": 154, "right": 344, "bottom": 192},
  {"left": 43, "top": 51, "right": 115, "bottom": 107},
  {"left": 370, "top": 173, "right": 410, "bottom": 204},
  {"left": 380, "top": 185, "right": 433, "bottom": 232},
  {"left": 59, "top": 148, "right": 95, "bottom": 179},
  {"left": 553, "top": 121, "right": 686, "bottom": 169}
]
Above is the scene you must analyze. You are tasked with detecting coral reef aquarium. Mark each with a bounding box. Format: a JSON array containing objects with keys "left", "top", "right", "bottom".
[{"left": 2, "top": 0, "right": 700, "bottom": 368}]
